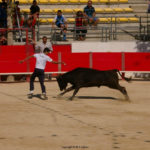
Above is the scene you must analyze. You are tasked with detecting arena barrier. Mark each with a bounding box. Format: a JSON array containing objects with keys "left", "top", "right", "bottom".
[{"left": 0, "top": 45, "right": 150, "bottom": 81}]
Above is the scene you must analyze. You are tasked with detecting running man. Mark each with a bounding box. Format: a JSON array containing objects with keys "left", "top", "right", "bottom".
[{"left": 19, "top": 48, "right": 66, "bottom": 100}]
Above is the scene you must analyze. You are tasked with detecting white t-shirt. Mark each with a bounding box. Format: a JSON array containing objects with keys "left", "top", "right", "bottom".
[
  {"left": 35, "top": 42, "right": 53, "bottom": 53},
  {"left": 34, "top": 53, "right": 53, "bottom": 70}
]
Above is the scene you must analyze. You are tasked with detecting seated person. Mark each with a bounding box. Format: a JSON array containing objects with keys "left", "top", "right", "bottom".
[
  {"left": 0, "top": 35, "right": 7, "bottom": 45},
  {"left": 28, "top": 0, "right": 40, "bottom": 27},
  {"left": 75, "top": 11, "right": 87, "bottom": 41},
  {"left": 12, "top": 1, "right": 24, "bottom": 27},
  {"left": 83, "top": 0, "right": 98, "bottom": 26},
  {"left": 0, "top": 2, "right": 7, "bottom": 28},
  {"left": 52, "top": 10, "right": 68, "bottom": 41},
  {"left": 148, "top": 0, "right": 150, "bottom": 13}
]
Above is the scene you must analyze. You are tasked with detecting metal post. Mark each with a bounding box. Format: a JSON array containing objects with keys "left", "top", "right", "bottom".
[
  {"left": 121, "top": 52, "right": 125, "bottom": 78},
  {"left": 89, "top": 52, "right": 93, "bottom": 69},
  {"left": 7, "top": 0, "right": 13, "bottom": 45},
  {"left": 58, "top": 52, "right": 62, "bottom": 73}
]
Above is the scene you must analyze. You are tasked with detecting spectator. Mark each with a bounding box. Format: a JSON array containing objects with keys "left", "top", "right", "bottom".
[
  {"left": 12, "top": 1, "right": 24, "bottom": 27},
  {"left": 28, "top": 0, "right": 40, "bottom": 27},
  {"left": 1, "top": 0, "right": 7, "bottom": 10},
  {"left": 148, "top": 0, "right": 150, "bottom": 13},
  {"left": 75, "top": 10, "right": 87, "bottom": 41},
  {"left": 52, "top": 10, "right": 68, "bottom": 41},
  {"left": 35, "top": 36, "right": 53, "bottom": 53},
  {"left": 83, "top": 0, "right": 98, "bottom": 26},
  {"left": 0, "top": 2, "right": 7, "bottom": 28},
  {"left": 0, "top": 35, "right": 7, "bottom": 45}
]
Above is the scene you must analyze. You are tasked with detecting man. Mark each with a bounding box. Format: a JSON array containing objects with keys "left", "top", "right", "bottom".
[
  {"left": 35, "top": 36, "right": 53, "bottom": 53},
  {"left": 83, "top": 0, "right": 98, "bottom": 26},
  {"left": 0, "top": 0, "right": 7, "bottom": 28},
  {"left": 28, "top": 0, "right": 40, "bottom": 27},
  {"left": 12, "top": 1, "right": 24, "bottom": 27},
  {"left": 52, "top": 10, "right": 67, "bottom": 41},
  {"left": 19, "top": 48, "right": 66, "bottom": 100}
]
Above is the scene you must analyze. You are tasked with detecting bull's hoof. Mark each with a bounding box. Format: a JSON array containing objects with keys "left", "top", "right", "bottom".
[
  {"left": 125, "top": 95, "right": 131, "bottom": 102},
  {"left": 68, "top": 97, "right": 73, "bottom": 101}
]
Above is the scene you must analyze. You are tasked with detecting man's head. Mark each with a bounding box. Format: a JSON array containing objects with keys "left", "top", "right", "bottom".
[
  {"left": 57, "top": 10, "right": 62, "bottom": 16},
  {"left": 42, "top": 36, "right": 47, "bottom": 44},
  {"left": 43, "top": 47, "right": 51, "bottom": 54},
  {"left": 15, "top": 1, "right": 19, "bottom": 5},
  {"left": 87, "top": 0, "right": 92, "bottom": 7},
  {"left": 33, "top": 0, "right": 37, "bottom": 5}
]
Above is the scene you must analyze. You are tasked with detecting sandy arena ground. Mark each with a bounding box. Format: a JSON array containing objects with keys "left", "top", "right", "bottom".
[{"left": 0, "top": 80, "right": 150, "bottom": 150}]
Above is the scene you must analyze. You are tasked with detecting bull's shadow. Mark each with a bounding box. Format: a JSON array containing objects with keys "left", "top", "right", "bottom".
[{"left": 77, "top": 96, "right": 118, "bottom": 101}]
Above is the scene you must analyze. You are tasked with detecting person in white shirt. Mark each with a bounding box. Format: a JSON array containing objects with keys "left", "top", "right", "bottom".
[
  {"left": 35, "top": 36, "right": 53, "bottom": 53},
  {"left": 19, "top": 48, "right": 66, "bottom": 100}
]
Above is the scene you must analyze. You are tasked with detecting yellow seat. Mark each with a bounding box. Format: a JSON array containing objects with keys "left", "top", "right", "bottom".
[
  {"left": 109, "top": 0, "right": 119, "bottom": 3},
  {"left": 40, "top": 9, "right": 44, "bottom": 13},
  {"left": 108, "top": 17, "right": 119, "bottom": 22},
  {"left": 79, "top": 0, "right": 88, "bottom": 3},
  {"left": 99, "top": 0, "right": 109, "bottom": 3},
  {"left": 104, "top": 8, "right": 114, "bottom": 13},
  {"left": 95, "top": 8, "right": 104, "bottom": 13},
  {"left": 53, "top": 8, "right": 62, "bottom": 13},
  {"left": 128, "top": 17, "right": 139, "bottom": 22},
  {"left": 18, "top": 0, "right": 28, "bottom": 4},
  {"left": 99, "top": 18, "right": 109, "bottom": 23},
  {"left": 28, "top": 0, "right": 34, "bottom": 3},
  {"left": 119, "top": 0, "right": 128, "bottom": 3},
  {"left": 47, "top": 18, "right": 54, "bottom": 23},
  {"left": 124, "top": 8, "right": 133, "bottom": 13},
  {"left": 63, "top": 8, "right": 74, "bottom": 13},
  {"left": 69, "top": 0, "right": 79, "bottom": 3},
  {"left": 73, "top": 8, "right": 83, "bottom": 13},
  {"left": 92, "top": 0, "right": 99, "bottom": 3},
  {"left": 67, "top": 18, "right": 75, "bottom": 23},
  {"left": 39, "top": 0, "right": 49, "bottom": 4},
  {"left": 118, "top": 17, "right": 128, "bottom": 22},
  {"left": 49, "top": 0, "right": 59, "bottom": 4},
  {"left": 43, "top": 9, "right": 53, "bottom": 13},
  {"left": 39, "top": 19, "right": 48, "bottom": 23},
  {"left": 113, "top": 8, "right": 124, "bottom": 13},
  {"left": 60, "top": 0, "right": 68, "bottom": 3},
  {"left": 21, "top": 9, "right": 30, "bottom": 13}
]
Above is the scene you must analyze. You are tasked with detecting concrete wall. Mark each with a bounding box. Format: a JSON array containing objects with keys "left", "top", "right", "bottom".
[{"left": 72, "top": 41, "right": 150, "bottom": 52}]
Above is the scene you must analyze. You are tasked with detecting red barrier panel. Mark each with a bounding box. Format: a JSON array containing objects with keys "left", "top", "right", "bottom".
[
  {"left": 125, "top": 53, "right": 150, "bottom": 71},
  {"left": 0, "top": 45, "right": 34, "bottom": 73},
  {"left": 92, "top": 53, "right": 122, "bottom": 70},
  {"left": 61, "top": 53, "right": 90, "bottom": 71},
  {"left": 0, "top": 45, "right": 150, "bottom": 74}
]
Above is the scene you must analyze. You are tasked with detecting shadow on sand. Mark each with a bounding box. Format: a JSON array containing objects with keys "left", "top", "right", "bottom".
[{"left": 77, "top": 96, "right": 118, "bottom": 101}]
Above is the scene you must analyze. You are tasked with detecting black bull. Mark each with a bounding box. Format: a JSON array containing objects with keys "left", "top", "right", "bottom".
[{"left": 56, "top": 68, "right": 131, "bottom": 100}]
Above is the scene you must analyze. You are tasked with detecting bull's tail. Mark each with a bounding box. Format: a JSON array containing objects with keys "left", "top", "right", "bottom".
[{"left": 114, "top": 69, "right": 131, "bottom": 82}]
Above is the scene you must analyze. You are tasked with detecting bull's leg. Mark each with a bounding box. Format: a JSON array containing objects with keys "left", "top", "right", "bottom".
[
  {"left": 108, "top": 84, "right": 130, "bottom": 101},
  {"left": 118, "top": 85, "right": 130, "bottom": 101},
  {"left": 69, "top": 88, "right": 79, "bottom": 100},
  {"left": 59, "top": 86, "right": 75, "bottom": 96}
]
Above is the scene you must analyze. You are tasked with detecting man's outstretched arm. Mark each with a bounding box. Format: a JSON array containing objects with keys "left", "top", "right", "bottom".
[
  {"left": 19, "top": 55, "right": 34, "bottom": 64},
  {"left": 51, "top": 61, "right": 66, "bottom": 65}
]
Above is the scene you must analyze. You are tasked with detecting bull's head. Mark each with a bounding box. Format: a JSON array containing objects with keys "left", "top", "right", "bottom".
[{"left": 56, "top": 75, "right": 67, "bottom": 91}]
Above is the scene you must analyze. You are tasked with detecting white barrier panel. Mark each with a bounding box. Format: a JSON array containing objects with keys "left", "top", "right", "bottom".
[{"left": 72, "top": 41, "right": 150, "bottom": 53}]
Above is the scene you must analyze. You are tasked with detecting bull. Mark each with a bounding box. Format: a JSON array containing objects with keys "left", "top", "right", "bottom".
[{"left": 56, "top": 67, "right": 131, "bottom": 101}]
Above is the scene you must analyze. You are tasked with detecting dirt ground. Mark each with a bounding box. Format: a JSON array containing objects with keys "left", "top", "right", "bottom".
[{"left": 0, "top": 80, "right": 150, "bottom": 150}]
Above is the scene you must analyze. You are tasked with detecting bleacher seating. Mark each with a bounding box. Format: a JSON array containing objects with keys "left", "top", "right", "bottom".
[{"left": 13, "top": 0, "right": 144, "bottom": 42}]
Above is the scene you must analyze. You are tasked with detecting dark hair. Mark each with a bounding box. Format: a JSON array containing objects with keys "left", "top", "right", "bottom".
[
  {"left": 76, "top": 11, "right": 83, "bottom": 17},
  {"left": 57, "top": 10, "right": 62, "bottom": 13},
  {"left": 42, "top": 36, "right": 47, "bottom": 39},
  {"left": 43, "top": 48, "right": 50, "bottom": 53},
  {"left": 15, "top": 1, "right": 19, "bottom": 5}
]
